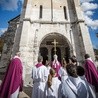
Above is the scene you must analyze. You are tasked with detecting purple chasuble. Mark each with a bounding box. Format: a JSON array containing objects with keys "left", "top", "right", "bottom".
[
  {"left": 84, "top": 59, "right": 98, "bottom": 92},
  {"left": 52, "top": 61, "right": 61, "bottom": 77},
  {"left": 0, "top": 57, "right": 23, "bottom": 98}
]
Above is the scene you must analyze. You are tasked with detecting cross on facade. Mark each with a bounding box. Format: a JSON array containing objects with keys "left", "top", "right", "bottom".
[{"left": 52, "top": 39, "right": 58, "bottom": 54}]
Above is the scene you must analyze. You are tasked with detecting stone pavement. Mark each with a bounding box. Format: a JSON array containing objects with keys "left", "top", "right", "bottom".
[
  {"left": 0, "top": 73, "right": 32, "bottom": 98},
  {"left": 21, "top": 87, "right": 32, "bottom": 98},
  {"left": 19, "top": 91, "right": 30, "bottom": 98}
]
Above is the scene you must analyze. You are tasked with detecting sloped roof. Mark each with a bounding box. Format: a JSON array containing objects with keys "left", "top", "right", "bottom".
[{"left": 8, "top": 15, "right": 20, "bottom": 23}]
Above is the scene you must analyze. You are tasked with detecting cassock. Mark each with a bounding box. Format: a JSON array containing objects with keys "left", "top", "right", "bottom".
[
  {"left": 58, "top": 67, "right": 68, "bottom": 82},
  {"left": 45, "top": 77, "right": 61, "bottom": 98},
  {"left": 32, "top": 63, "right": 48, "bottom": 98},
  {"left": 52, "top": 60, "right": 61, "bottom": 77},
  {"left": 84, "top": 58, "right": 98, "bottom": 92},
  {"left": 61, "top": 76, "right": 96, "bottom": 98},
  {"left": 0, "top": 56, "right": 23, "bottom": 98}
]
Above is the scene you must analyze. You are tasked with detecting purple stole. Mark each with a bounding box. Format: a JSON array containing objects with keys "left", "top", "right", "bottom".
[
  {"left": 52, "top": 61, "right": 61, "bottom": 77},
  {"left": 35, "top": 63, "right": 43, "bottom": 68},
  {"left": 84, "top": 59, "right": 98, "bottom": 92},
  {"left": 0, "top": 57, "right": 23, "bottom": 98}
]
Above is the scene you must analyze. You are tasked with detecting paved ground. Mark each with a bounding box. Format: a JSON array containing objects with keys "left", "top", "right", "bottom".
[
  {"left": 19, "top": 88, "right": 32, "bottom": 98},
  {"left": 0, "top": 73, "right": 32, "bottom": 98},
  {"left": 19, "top": 91, "right": 30, "bottom": 98}
]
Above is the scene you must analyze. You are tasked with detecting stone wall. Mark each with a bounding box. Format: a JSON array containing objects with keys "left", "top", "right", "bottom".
[
  {"left": 0, "top": 16, "right": 20, "bottom": 69},
  {"left": 0, "top": 0, "right": 95, "bottom": 86}
]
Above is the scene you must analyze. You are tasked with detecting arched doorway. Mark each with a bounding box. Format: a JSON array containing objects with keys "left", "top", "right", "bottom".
[
  {"left": 40, "top": 47, "right": 48, "bottom": 65},
  {"left": 39, "top": 33, "right": 72, "bottom": 63}
]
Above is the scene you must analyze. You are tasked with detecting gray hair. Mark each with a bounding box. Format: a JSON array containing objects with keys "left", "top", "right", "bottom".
[
  {"left": 38, "top": 56, "right": 43, "bottom": 62},
  {"left": 53, "top": 54, "right": 58, "bottom": 59},
  {"left": 15, "top": 51, "right": 21, "bottom": 56}
]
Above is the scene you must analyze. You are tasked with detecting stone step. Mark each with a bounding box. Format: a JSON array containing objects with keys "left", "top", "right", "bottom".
[
  {"left": 0, "top": 80, "right": 30, "bottom": 98},
  {"left": 19, "top": 91, "right": 30, "bottom": 98}
]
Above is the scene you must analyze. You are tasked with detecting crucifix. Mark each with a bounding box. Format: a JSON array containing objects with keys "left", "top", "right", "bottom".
[{"left": 52, "top": 39, "right": 58, "bottom": 54}]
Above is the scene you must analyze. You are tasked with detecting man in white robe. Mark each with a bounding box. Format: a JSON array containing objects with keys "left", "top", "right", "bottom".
[
  {"left": 61, "top": 76, "right": 96, "bottom": 98},
  {"left": 58, "top": 58, "right": 68, "bottom": 82},
  {"left": 45, "top": 60, "right": 51, "bottom": 76},
  {"left": 61, "top": 64, "right": 96, "bottom": 98},
  {"left": 58, "top": 67, "right": 68, "bottom": 82},
  {"left": 31, "top": 56, "right": 48, "bottom": 98}
]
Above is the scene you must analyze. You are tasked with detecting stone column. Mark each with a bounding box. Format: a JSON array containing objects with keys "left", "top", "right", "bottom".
[
  {"left": 33, "top": 29, "right": 39, "bottom": 65},
  {"left": 73, "top": 0, "right": 95, "bottom": 60},
  {"left": 79, "top": 23, "right": 95, "bottom": 59},
  {"left": 19, "top": 20, "right": 31, "bottom": 86},
  {"left": 69, "top": 29, "right": 76, "bottom": 56}
]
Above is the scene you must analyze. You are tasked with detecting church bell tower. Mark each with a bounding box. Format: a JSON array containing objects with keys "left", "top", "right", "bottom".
[{"left": 11, "top": 0, "right": 95, "bottom": 86}]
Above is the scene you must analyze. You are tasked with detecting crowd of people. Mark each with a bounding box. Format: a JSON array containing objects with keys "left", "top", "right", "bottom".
[{"left": 0, "top": 52, "right": 98, "bottom": 98}]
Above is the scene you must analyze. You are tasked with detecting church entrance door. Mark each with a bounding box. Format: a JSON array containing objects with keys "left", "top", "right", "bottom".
[{"left": 39, "top": 33, "right": 72, "bottom": 63}]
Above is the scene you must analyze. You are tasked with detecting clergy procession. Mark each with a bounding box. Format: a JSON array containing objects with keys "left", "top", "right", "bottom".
[
  {"left": 1, "top": 0, "right": 98, "bottom": 97},
  {"left": 0, "top": 51, "right": 98, "bottom": 98}
]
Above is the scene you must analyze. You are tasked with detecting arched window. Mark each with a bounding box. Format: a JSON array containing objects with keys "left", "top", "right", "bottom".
[
  {"left": 39, "top": 5, "right": 43, "bottom": 19},
  {"left": 63, "top": 6, "right": 67, "bottom": 19}
]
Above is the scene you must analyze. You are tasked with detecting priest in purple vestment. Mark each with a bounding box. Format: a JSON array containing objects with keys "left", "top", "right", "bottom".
[
  {"left": 52, "top": 54, "right": 61, "bottom": 77},
  {"left": 84, "top": 54, "right": 98, "bottom": 92},
  {"left": 0, "top": 52, "right": 23, "bottom": 98}
]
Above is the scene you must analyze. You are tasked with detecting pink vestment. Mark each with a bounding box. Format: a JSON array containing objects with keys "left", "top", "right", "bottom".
[
  {"left": 35, "top": 63, "right": 43, "bottom": 68},
  {"left": 84, "top": 59, "right": 98, "bottom": 92},
  {"left": 52, "top": 60, "right": 61, "bottom": 77},
  {"left": 0, "top": 56, "right": 23, "bottom": 98}
]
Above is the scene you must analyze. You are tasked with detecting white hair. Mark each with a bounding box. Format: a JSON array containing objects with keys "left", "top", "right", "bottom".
[{"left": 53, "top": 54, "right": 58, "bottom": 60}]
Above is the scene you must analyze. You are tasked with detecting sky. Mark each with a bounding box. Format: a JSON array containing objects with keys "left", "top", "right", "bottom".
[{"left": 0, "top": 0, "right": 98, "bottom": 49}]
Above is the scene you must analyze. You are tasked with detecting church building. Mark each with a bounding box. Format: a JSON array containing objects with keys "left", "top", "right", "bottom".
[{"left": 0, "top": 0, "right": 95, "bottom": 86}]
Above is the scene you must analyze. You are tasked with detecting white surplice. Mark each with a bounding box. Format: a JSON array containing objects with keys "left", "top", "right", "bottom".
[
  {"left": 46, "top": 66, "right": 51, "bottom": 76},
  {"left": 45, "top": 77, "right": 61, "bottom": 98},
  {"left": 32, "top": 65, "right": 48, "bottom": 98},
  {"left": 58, "top": 67, "right": 68, "bottom": 82},
  {"left": 10, "top": 87, "right": 20, "bottom": 98},
  {"left": 61, "top": 76, "right": 96, "bottom": 98}
]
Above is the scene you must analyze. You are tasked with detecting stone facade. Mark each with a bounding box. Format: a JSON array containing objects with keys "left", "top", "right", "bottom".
[
  {"left": 0, "top": 0, "right": 95, "bottom": 86},
  {"left": 0, "top": 15, "right": 20, "bottom": 68}
]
